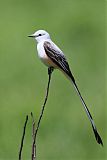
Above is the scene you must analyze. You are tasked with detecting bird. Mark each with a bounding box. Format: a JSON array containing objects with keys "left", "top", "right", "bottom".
[{"left": 28, "top": 29, "right": 103, "bottom": 146}]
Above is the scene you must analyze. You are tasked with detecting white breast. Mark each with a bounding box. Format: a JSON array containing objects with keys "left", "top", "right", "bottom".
[
  {"left": 37, "top": 41, "right": 51, "bottom": 67},
  {"left": 37, "top": 41, "right": 46, "bottom": 59},
  {"left": 36, "top": 40, "right": 60, "bottom": 68}
]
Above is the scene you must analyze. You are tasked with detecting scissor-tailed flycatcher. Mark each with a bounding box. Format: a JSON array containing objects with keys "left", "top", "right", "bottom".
[{"left": 28, "top": 30, "right": 103, "bottom": 146}]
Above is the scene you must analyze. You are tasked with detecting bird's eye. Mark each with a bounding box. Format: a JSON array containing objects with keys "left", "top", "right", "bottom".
[{"left": 39, "top": 34, "right": 42, "bottom": 36}]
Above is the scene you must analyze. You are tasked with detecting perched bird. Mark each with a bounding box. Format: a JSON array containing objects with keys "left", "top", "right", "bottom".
[{"left": 28, "top": 29, "right": 103, "bottom": 146}]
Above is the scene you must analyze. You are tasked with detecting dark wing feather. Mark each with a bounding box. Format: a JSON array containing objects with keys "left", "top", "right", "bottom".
[{"left": 44, "top": 41, "right": 75, "bottom": 84}]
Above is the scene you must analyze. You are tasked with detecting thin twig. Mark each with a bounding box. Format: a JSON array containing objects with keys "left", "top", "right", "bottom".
[
  {"left": 31, "top": 112, "right": 36, "bottom": 160},
  {"left": 19, "top": 115, "right": 28, "bottom": 160},
  {"left": 32, "top": 67, "right": 54, "bottom": 160}
]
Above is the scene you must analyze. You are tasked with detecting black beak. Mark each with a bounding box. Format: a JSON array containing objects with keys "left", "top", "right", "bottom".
[{"left": 28, "top": 34, "right": 35, "bottom": 38}]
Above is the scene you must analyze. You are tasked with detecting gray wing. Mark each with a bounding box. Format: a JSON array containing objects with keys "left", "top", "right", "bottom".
[{"left": 43, "top": 41, "right": 75, "bottom": 84}]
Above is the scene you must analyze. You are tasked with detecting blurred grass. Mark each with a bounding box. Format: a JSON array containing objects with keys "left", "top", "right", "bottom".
[{"left": 0, "top": 0, "right": 106, "bottom": 159}]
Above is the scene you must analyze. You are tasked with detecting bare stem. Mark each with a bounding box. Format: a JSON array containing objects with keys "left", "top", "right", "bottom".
[
  {"left": 32, "top": 67, "right": 54, "bottom": 160},
  {"left": 31, "top": 112, "right": 36, "bottom": 160},
  {"left": 19, "top": 115, "right": 28, "bottom": 160}
]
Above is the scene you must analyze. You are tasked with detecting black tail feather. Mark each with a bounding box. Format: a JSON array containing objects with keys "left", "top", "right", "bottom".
[
  {"left": 70, "top": 77, "right": 103, "bottom": 146},
  {"left": 92, "top": 126, "right": 103, "bottom": 146}
]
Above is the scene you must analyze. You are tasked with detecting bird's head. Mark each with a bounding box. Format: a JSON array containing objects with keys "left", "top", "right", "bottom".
[{"left": 28, "top": 30, "right": 50, "bottom": 43}]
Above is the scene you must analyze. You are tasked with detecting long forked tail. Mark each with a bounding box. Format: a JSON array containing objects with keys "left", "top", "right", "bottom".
[
  {"left": 70, "top": 78, "right": 103, "bottom": 146},
  {"left": 44, "top": 40, "right": 103, "bottom": 145}
]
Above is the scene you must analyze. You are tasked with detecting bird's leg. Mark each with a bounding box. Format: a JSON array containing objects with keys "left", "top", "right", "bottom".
[{"left": 48, "top": 67, "right": 54, "bottom": 75}]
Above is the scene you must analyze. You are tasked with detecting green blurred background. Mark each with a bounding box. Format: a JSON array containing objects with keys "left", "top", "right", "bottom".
[{"left": 0, "top": 0, "right": 106, "bottom": 159}]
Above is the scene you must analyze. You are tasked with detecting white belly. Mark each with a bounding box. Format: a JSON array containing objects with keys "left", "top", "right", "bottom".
[{"left": 37, "top": 41, "right": 57, "bottom": 68}]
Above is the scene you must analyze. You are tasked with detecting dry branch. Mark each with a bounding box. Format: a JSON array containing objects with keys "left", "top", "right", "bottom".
[
  {"left": 31, "top": 67, "right": 53, "bottom": 160},
  {"left": 31, "top": 112, "right": 36, "bottom": 160},
  {"left": 19, "top": 115, "right": 28, "bottom": 160},
  {"left": 18, "top": 67, "right": 53, "bottom": 160}
]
